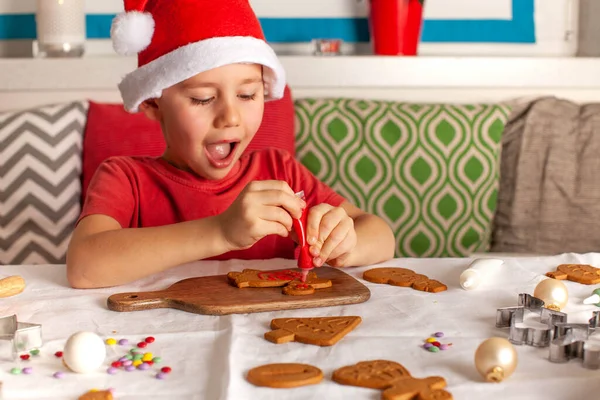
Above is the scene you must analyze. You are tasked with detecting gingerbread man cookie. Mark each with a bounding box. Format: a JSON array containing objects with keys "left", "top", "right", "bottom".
[
  {"left": 247, "top": 363, "right": 323, "bottom": 388},
  {"left": 265, "top": 316, "right": 362, "bottom": 346},
  {"left": 78, "top": 390, "right": 113, "bottom": 400},
  {"left": 333, "top": 360, "right": 452, "bottom": 399},
  {"left": 546, "top": 264, "right": 600, "bottom": 285},
  {"left": 227, "top": 268, "right": 332, "bottom": 295},
  {"left": 363, "top": 268, "right": 447, "bottom": 293}
]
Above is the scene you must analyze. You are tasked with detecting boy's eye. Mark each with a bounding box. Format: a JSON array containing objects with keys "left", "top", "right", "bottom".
[
  {"left": 239, "top": 93, "right": 256, "bottom": 101},
  {"left": 190, "top": 97, "right": 213, "bottom": 106}
]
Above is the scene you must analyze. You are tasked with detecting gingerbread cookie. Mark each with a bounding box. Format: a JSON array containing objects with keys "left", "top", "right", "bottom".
[
  {"left": 546, "top": 264, "right": 600, "bottom": 285},
  {"left": 382, "top": 376, "right": 451, "bottom": 400},
  {"left": 363, "top": 268, "right": 447, "bottom": 293},
  {"left": 332, "top": 360, "right": 411, "bottom": 389},
  {"left": 282, "top": 281, "right": 315, "bottom": 296},
  {"left": 227, "top": 268, "right": 332, "bottom": 295},
  {"left": 246, "top": 363, "right": 323, "bottom": 388},
  {"left": 78, "top": 390, "right": 113, "bottom": 400},
  {"left": 265, "top": 316, "right": 362, "bottom": 346},
  {"left": 333, "top": 360, "right": 452, "bottom": 399},
  {"left": 227, "top": 269, "right": 316, "bottom": 288}
]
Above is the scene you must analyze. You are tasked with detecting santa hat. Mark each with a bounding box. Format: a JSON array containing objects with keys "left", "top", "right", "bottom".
[{"left": 111, "top": 0, "right": 286, "bottom": 113}]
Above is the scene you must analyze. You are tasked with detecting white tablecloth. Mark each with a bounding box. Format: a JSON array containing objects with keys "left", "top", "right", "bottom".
[{"left": 2, "top": 254, "right": 600, "bottom": 400}]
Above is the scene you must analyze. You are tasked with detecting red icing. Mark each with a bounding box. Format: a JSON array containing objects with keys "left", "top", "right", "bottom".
[
  {"left": 257, "top": 270, "right": 302, "bottom": 281},
  {"left": 294, "top": 283, "right": 310, "bottom": 289}
]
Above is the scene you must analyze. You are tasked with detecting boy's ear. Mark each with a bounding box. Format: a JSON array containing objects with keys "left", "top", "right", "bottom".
[{"left": 139, "top": 99, "right": 161, "bottom": 121}]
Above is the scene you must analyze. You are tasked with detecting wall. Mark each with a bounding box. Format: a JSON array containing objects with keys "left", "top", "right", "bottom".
[{"left": 0, "top": 0, "right": 579, "bottom": 57}]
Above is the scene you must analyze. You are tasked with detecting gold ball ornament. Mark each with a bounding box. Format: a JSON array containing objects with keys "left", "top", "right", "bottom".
[
  {"left": 533, "top": 278, "right": 568, "bottom": 311},
  {"left": 474, "top": 337, "right": 518, "bottom": 383}
]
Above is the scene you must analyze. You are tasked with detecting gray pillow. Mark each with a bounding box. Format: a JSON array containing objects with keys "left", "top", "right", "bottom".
[
  {"left": 0, "top": 101, "right": 88, "bottom": 264},
  {"left": 491, "top": 97, "right": 600, "bottom": 254}
]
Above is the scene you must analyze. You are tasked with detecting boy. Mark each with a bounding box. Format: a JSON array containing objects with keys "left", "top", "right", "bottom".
[{"left": 66, "top": 0, "right": 395, "bottom": 288}]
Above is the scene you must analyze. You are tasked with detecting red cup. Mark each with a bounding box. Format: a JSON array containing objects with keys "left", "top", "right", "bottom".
[{"left": 369, "top": 0, "right": 424, "bottom": 56}]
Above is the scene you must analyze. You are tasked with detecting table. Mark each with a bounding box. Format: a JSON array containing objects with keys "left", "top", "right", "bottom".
[{"left": 2, "top": 254, "right": 600, "bottom": 399}]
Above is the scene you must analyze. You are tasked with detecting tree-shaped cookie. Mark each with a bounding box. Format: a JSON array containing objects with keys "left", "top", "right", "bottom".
[
  {"left": 333, "top": 360, "right": 452, "bottom": 399},
  {"left": 546, "top": 264, "right": 600, "bottom": 285},
  {"left": 264, "top": 316, "right": 362, "bottom": 346},
  {"left": 363, "top": 268, "right": 447, "bottom": 293}
]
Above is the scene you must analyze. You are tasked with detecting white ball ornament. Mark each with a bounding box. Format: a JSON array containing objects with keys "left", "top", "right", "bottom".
[{"left": 63, "top": 331, "right": 106, "bottom": 373}]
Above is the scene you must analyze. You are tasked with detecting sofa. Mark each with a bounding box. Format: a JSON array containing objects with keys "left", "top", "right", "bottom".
[{"left": 1, "top": 87, "right": 595, "bottom": 265}]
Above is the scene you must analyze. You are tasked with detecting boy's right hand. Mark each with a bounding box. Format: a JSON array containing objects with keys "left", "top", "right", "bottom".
[{"left": 217, "top": 181, "right": 306, "bottom": 251}]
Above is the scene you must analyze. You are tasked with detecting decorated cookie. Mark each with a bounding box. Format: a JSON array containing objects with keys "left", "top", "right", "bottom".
[
  {"left": 546, "top": 264, "right": 600, "bottom": 285},
  {"left": 265, "top": 316, "right": 362, "bottom": 346},
  {"left": 246, "top": 363, "right": 323, "bottom": 388},
  {"left": 78, "top": 390, "right": 113, "bottom": 400},
  {"left": 332, "top": 360, "right": 411, "bottom": 389},
  {"left": 363, "top": 268, "right": 447, "bottom": 293},
  {"left": 227, "top": 269, "right": 315, "bottom": 288},
  {"left": 227, "top": 268, "right": 333, "bottom": 295},
  {"left": 333, "top": 360, "right": 452, "bottom": 399},
  {"left": 282, "top": 281, "right": 315, "bottom": 296}
]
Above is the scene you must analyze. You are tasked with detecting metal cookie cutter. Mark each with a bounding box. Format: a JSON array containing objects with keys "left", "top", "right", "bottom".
[
  {"left": 549, "top": 311, "right": 600, "bottom": 369},
  {"left": 496, "top": 293, "right": 567, "bottom": 347},
  {"left": 0, "top": 315, "right": 42, "bottom": 360}
]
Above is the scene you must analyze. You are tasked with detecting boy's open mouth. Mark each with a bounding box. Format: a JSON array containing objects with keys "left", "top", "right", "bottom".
[{"left": 205, "top": 141, "right": 239, "bottom": 169}]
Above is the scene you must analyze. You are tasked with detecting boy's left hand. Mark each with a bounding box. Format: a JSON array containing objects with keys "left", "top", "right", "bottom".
[{"left": 305, "top": 204, "right": 357, "bottom": 267}]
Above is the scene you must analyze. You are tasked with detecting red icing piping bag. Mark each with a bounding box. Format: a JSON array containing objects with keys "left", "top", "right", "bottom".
[{"left": 292, "top": 191, "right": 313, "bottom": 282}]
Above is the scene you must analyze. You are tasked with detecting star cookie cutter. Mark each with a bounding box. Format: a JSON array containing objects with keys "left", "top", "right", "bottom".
[
  {"left": 0, "top": 315, "right": 42, "bottom": 360},
  {"left": 549, "top": 311, "right": 600, "bottom": 369},
  {"left": 496, "top": 293, "right": 567, "bottom": 347}
]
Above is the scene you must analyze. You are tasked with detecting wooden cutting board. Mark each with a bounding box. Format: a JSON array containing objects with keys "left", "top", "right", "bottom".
[{"left": 107, "top": 267, "right": 370, "bottom": 315}]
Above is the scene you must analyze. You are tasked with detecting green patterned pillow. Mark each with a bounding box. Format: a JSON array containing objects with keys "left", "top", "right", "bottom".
[{"left": 294, "top": 99, "right": 511, "bottom": 257}]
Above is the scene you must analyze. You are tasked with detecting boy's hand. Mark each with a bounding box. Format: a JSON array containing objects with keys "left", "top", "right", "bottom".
[
  {"left": 218, "top": 181, "right": 306, "bottom": 251},
  {"left": 306, "top": 204, "right": 357, "bottom": 267}
]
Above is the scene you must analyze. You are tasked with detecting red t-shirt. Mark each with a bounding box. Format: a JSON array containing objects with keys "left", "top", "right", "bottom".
[{"left": 79, "top": 148, "right": 346, "bottom": 260}]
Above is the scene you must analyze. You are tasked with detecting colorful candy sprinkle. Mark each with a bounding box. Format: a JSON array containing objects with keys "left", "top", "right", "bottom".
[
  {"left": 118, "top": 339, "right": 129, "bottom": 346},
  {"left": 425, "top": 337, "right": 436, "bottom": 343},
  {"left": 161, "top": 366, "right": 171, "bottom": 374},
  {"left": 124, "top": 354, "right": 133, "bottom": 360},
  {"left": 137, "top": 363, "right": 150, "bottom": 371},
  {"left": 145, "top": 336, "right": 155, "bottom": 343},
  {"left": 10, "top": 367, "right": 21, "bottom": 375},
  {"left": 133, "top": 354, "right": 143, "bottom": 361},
  {"left": 145, "top": 361, "right": 154, "bottom": 366},
  {"left": 111, "top": 361, "right": 122, "bottom": 368},
  {"left": 434, "top": 332, "right": 444, "bottom": 338},
  {"left": 20, "top": 354, "right": 30, "bottom": 360},
  {"left": 107, "top": 367, "right": 118, "bottom": 375},
  {"left": 22, "top": 367, "right": 33, "bottom": 374},
  {"left": 152, "top": 357, "right": 162, "bottom": 364},
  {"left": 142, "top": 353, "right": 153, "bottom": 362},
  {"left": 53, "top": 371, "right": 65, "bottom": 379},
  {"left": 137, "top": 342, "right": 147, "bottom": 349},
  {"left": 440, "top": 344, "right": 450, "bottom": 351},
  {"left": 105, "top": 338, "right": 117, "bottom": 345},
  {"left": 119, "top": 356, "right": 128, "bottom": 362},
  {"left": 423, "top": 343, "right": 433, "bottom": 349},
  {"left": 155, "top": 372, "right": 167, "bottom": 380},
  {"left": 54, "top": 351, "right": 63, "bottom": 358},
  {"left": 428, "top": 346, "right": 440, "bottom": 353},
  {"left": 30, "top": 349, "right": 40, "bottom": 356},
  {"left": 432, "top": 341, "right": 441, "bottom": 347},
  {"left": 132, "top": 360, "right": 143, "bottom": 367},
  {"left": 122, "top": 360, "right": 133, "bottom": 367},
  {"left": 125, "top": 365, "right": 136, "bottom": 372}
]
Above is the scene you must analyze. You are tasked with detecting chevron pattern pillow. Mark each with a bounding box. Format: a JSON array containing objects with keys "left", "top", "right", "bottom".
[
  {"left": 295, "top": 99, "right": 510, "bottom": 258},
  {"left": 0, "top": 102, "right": 88, "bottom": 264}
]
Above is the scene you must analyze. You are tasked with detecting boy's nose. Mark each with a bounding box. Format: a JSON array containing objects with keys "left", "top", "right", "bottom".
[{"left": 215, "top": 102, "right": 241, "bottom": 128}]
